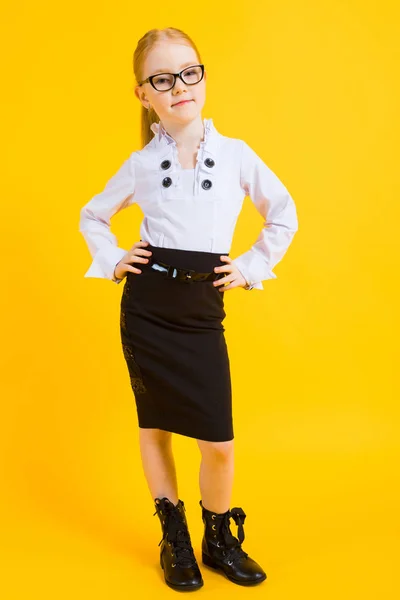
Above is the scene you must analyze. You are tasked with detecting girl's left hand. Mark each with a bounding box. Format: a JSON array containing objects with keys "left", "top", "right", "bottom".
[{"left": 213, "top": 256, "right": 248, "bottom": 292}]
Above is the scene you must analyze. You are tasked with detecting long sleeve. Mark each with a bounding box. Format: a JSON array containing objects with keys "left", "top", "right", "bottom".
[
  {"left": 79, "top": 155, "right": 136, "bottom": 284},
  {"left": 232, "top": 140, "right": 299, "bottom": 290}
]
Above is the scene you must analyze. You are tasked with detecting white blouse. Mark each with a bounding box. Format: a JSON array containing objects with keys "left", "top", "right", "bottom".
[{"left": 79, "top": 117, "right": 298, "bottom": 290}]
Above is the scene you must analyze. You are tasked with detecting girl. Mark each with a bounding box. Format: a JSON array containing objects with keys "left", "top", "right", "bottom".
[{"left": 79, "top": 27, "right": 298, "bottom": 591}]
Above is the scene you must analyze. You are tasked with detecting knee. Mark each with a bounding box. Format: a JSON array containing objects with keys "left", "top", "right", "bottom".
[{"left": 197, "top": 439, "right": 234, "bottom": 463}]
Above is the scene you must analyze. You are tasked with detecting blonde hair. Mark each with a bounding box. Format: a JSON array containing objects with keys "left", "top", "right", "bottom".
[{"left": 133, "top": 27, "right": 202, "bottom": 148}]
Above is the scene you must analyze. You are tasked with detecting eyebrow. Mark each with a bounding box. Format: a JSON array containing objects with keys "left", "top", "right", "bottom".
[{"left": 149, "top": 62, "right": 197, "bottom": 76}]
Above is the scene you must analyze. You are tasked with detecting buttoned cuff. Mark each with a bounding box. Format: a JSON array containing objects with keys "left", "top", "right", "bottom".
[
  {"left": 84, "top": 245, "right": 128, "bottom": 282},
  {"left": 232, "top": 258, "right": 265, "bottom": 291},
  {"left": 112, "top": 271, "right": 124, "bottom": 284},
  {"left": 232, "top": 252, "right": 280, "bottom": 291},
  {"left": 243, "top": 281, "right": 263, "bottom": 290}
]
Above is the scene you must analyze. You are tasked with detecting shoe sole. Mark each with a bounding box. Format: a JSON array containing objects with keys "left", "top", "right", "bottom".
[
  {"left": 202, "top": 552, "right": 267, "bottom": 586},
  {"left": 161, "top": 556, "right": 204, "bottom": 591}
]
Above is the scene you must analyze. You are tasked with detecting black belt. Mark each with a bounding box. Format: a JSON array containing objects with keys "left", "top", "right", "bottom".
[{"left": 149, "top": 259, "right": 225, "bottom": 284}]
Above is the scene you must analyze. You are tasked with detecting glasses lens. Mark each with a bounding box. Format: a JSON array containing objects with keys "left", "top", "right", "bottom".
[
  {"left": 182, "top": 65, "right": 203, "bottom": 84},
  {"left": 152, "top": 73, "right": 175, "bottom": 91}
]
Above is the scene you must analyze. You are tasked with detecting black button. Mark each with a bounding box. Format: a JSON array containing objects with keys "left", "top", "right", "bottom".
[
  {"left": 204, "top": 158, "right": 215, "bottom": 168},
  {"left": 201, "top": 179, "right": 212, "bottom": 190},
  {"left": 161, "top": 160, "right": 171, "bottom": 170},
  {"left": 162, "top": 177, "right": 172, "bottom": 188}
]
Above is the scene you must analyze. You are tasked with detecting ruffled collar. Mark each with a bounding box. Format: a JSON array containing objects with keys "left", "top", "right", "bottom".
[{"left": 150, "top": 117, "right": 215, "bottom": 146}]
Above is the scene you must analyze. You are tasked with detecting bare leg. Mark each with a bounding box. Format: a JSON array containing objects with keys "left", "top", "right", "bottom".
[
  {"left": 138, "top": 428, "right": 179, "bottom": 505},
  {"left": 196, "top": 439, "right": 234, "bottom": 513}
]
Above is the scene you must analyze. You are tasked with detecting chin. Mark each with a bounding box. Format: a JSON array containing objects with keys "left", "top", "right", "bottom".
[{"left": 171, "top": 110, "right": 198, "bottom": 121}]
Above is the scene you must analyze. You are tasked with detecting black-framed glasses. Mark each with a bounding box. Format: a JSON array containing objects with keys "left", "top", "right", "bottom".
[{"left": 137, "top": 64, "right": 204, "bottom": 92}]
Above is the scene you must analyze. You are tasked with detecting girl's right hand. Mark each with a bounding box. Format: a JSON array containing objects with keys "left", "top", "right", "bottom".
[{"left": 114, "top": 240, "right": 152, "bottom": 280}]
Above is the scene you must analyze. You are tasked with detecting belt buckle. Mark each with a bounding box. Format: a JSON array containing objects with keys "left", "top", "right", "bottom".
[
  {"left": 179, "top": 267, "right": 196, "bottom": 283},
  {"left": 163, "top": 264, "right": 196, "bottom": 283}
]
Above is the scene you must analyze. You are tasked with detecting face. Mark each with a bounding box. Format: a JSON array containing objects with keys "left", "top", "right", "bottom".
[{"left": 135, "top": 41, "right": 207, "bottom": 128}]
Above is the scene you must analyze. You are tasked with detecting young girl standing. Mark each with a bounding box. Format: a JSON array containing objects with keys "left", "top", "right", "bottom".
[{"left": 79, "top": 27, "right": 298, "bottom": 592}]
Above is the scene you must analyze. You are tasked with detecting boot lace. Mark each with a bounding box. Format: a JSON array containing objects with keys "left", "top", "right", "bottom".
[
  {"left": 154, "top": 505, "right": 196, "bottom": 568},
  {"left": 218, "top": 507, "right": 249, "bottom": 564}
]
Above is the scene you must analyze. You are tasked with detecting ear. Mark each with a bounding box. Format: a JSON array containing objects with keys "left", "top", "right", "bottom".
[{"left": 134, "top": 85, "right": 148, "bottom": 107}]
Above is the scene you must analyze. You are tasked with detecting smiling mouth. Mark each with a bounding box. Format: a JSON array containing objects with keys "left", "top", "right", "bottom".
[{"left": 172, "top": 99, "right": 193, "bottom": 106}]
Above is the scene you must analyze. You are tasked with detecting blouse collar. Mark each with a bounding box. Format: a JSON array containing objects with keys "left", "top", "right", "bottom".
[{"left": 150, "top": 117, "right": 217, "bottom": 150}]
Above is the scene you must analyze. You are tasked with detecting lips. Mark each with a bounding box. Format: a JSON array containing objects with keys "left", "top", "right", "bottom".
[{"left": 172, "top": 99, "right": 193, "bottom": 106}]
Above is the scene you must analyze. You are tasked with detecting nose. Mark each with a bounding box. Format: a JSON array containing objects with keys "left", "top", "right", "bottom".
[{"left": 172, "top": 76, "right": 187, "bottom": 93}]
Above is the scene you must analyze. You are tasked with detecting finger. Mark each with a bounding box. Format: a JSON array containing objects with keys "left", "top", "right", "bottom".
[
  {"left": 134, "top": 248, "right": 153, "bottom": 257},
  {"left": 126, "top": 265, "right": 142, "bottom": 274},
  {"left": 220, "top": 255, "right": 232, "bottom": 262},
  {"left": 214, "top": 267, "right": 232, "bottom": 282},
  {"left": 219, "top": 283, "right": 235, "bottom": 292},
  {"left": 213, "top": 277, "right": 225, "bottom": 287},
  {"left": 219, "top": 277, "right": 240, "bottom": 291},
  {"left": 213, "top": 274, "right": 234, "bottom": 287},
  {"left": 130, "top": 255, "right": 150, "bottom": 264},
  {"left": 214, "top": 265, "right": 233, "bottom": 275}
]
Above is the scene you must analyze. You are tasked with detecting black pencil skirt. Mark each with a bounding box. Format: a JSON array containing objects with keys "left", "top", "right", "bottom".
[{"left": 119, "top": 244, "right": 234, "bottom": 442}]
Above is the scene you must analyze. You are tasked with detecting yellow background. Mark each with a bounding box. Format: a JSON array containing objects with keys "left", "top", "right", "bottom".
[{"left": 1, "top": 0, "right": 399, "bottom": 598}]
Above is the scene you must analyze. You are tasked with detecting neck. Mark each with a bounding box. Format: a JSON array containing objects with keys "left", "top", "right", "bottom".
[{"left": 160, "top": 116, "right": 205, "bottom": 148}]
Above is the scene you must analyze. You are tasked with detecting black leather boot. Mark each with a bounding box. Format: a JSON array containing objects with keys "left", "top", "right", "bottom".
[
  {"left": 154, "top": 497, "right": 204, "bottom": 591},
  {"left": 199, "top": 499, "right": 267, "bottom": 585}
]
